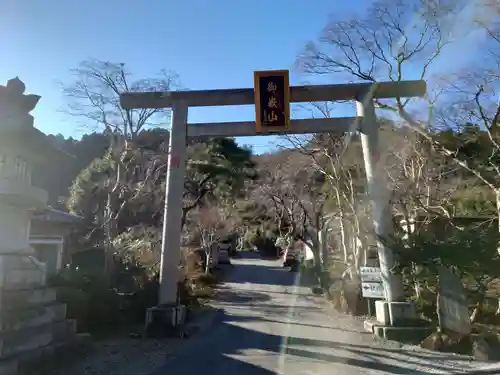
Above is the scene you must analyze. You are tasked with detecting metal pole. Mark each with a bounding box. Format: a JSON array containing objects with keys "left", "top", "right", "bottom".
[
  {"left": 356, "top": 98, "right": 404, "bottom": 302},
  {"left": 159, "top": 101, "right": 188, "bottom": 305}
]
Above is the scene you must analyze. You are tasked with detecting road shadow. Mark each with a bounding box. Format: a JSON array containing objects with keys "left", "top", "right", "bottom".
[
  {"left": 217, "top": 284, "right": 314, "bottom": 298},
  {"left": 156, "top": 309, "right": 468, "bottom": 375},
  {"left": 212, "top": 301, "right": 324, "bottom": 320},
  {"left": 216, "top": 289, "right": 272, "bottom": 304},
  {"left": 226, "top": 263, "right": 315, "bottom": 288},
  {"left": 225, "top": 314, "right": 371, "bottom": 335},
  {"left": 217, "top": 314, "right": 474, "bottom": 374},
  {"left": 221, "top": 313, "right": 476, "bottom": 363}
]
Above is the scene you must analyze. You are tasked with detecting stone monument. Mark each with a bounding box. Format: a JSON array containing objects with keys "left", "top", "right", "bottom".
[{"left": 0, "top": 78, "right": 88, "bottom": 375}]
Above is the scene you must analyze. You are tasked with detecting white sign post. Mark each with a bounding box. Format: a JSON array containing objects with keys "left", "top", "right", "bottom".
[
  {"left": 361, "top": 282, "right": 385, "bottom": 299},
  {"left": 360, "top": 266, "right": 384, "bottom": 299}
]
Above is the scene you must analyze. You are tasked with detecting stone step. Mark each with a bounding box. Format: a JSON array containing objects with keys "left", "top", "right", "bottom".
[
  {"left": 0, "top": 332, "right": 92, "bottom": 375},
  {"left": 0, "top": 287, "right": 57, "bottom": 311},
  {"left": 0, "top": 319, "right": 77, "bottom": 359},
  {"left": 0, "top": 302, "right": 66, "bottom": 331}
]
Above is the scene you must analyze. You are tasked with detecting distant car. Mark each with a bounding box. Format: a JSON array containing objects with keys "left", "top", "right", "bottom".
[{"left": 219, "top": 249, "right": 231, "bottom": 265}]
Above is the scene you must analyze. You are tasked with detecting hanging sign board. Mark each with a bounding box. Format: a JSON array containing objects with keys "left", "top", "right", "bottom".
[{"left": 254, "top": 70, "right": 290, "bottom": 133}]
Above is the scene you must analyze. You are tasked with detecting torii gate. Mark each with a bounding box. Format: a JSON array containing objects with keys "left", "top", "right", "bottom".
[{"left": 120, "top": 72, "right": 426, "bottom": 329}]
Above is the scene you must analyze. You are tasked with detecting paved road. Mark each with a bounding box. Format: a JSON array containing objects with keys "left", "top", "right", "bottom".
[{"left": 153, "top": 253, "right": 494, "bottom": 375}]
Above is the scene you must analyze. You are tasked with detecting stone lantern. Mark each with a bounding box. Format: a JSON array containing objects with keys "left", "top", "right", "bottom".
[
  {"left": 0, "top": 78, "right": 88, "bottom": 375},
  {"left": 0, "top": 78, "right": 52, "bottom": 277}
]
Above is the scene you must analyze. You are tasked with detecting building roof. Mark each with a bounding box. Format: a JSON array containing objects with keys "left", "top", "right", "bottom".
[{"left": 32, "top": 207, "right": 84, "bottom": 224}]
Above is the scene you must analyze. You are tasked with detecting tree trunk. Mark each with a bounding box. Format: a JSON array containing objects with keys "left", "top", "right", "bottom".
[
  {"left": 104, "top": 138, "right": 126, "bottom": 285},
  {"left": 495, "top": 189, "right": 500, "bottom": 315},
  {"left": 339, "top": 218, "right": 349, "bottom": 266},
  {"left": 318, "top": 228, "right": 332, "bottom": 290},
  {"left": 353, "top": 236, "right": 363, "bottom": 277},
  {"left": 205, "top": 249, "right": 211, "bottom": 274},
  {"left": 333, "top": 187, "right": 350, "bottom": 268},
  {"left": 470, "top": 302, "right": 481, "bottom": 324},
  {"left": 318, "top": 229, "right": 328, "bottom": 270},
  {"left": 403, "top": 213, "right": 422, "bottom": 300},
  {"left": 103, "top": 191, "right": 117, "bottom": 286}
]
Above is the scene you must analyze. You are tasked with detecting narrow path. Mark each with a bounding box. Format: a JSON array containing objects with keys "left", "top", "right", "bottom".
[{"left": 153, "top": 252, "right": 493, "bottom": 375}]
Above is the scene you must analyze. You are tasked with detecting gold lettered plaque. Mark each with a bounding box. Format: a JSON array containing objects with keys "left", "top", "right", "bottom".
[{"left": 254, "top": 70, "right": 290, "bottom": 132}]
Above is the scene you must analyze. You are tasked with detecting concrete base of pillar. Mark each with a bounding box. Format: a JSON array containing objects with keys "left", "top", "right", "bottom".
[
  {"left": 145, "top": 304, "right": 186, "bottom": 338},
  {"left": 364, "top": 319, "right": 433, "bottom": 344},
  {"left": 364, "top": 300, "right": 432, "bottom": 344},
  {"left": 375, "top": 300, "right": 417, "bottom": 326}
]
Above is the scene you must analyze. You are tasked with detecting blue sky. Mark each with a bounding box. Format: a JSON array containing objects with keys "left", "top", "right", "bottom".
[
  {"left": 0, "top": 0, "right": 489, "bottom": 154},
  {"left": 0, "top": 0, "right": 361, "bottom": 153}
]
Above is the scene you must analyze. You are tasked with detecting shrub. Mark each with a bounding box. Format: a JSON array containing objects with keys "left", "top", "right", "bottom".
[
  {"left": 178, "top": 271, "right": 219, "bottom": 302},
  {"left": 193, "top": 286, "right": 215, "bottom": 299},
  {"left": 52, "top": 244, "right": 222, "bottom": 334},
  {"left": 390, "top": 225, "right": 500, "bottom": 324},
  {"left": 193, "top": 272, "right": 218, "bottom": 287},
  {"left": 411, "top": 293, "right": 439, "bottom": 323},
  {"left": 182, "top": 247, "right": 205, "bottom": 273},
  {"left": 48, "top": 268, "right": 161, "bottom": 333},
  {"left": 48, "top": 270, "right": 122, "bottom": 332},
  {"left": 127, "top": 277, "right": 159, "bottom": 322}
]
